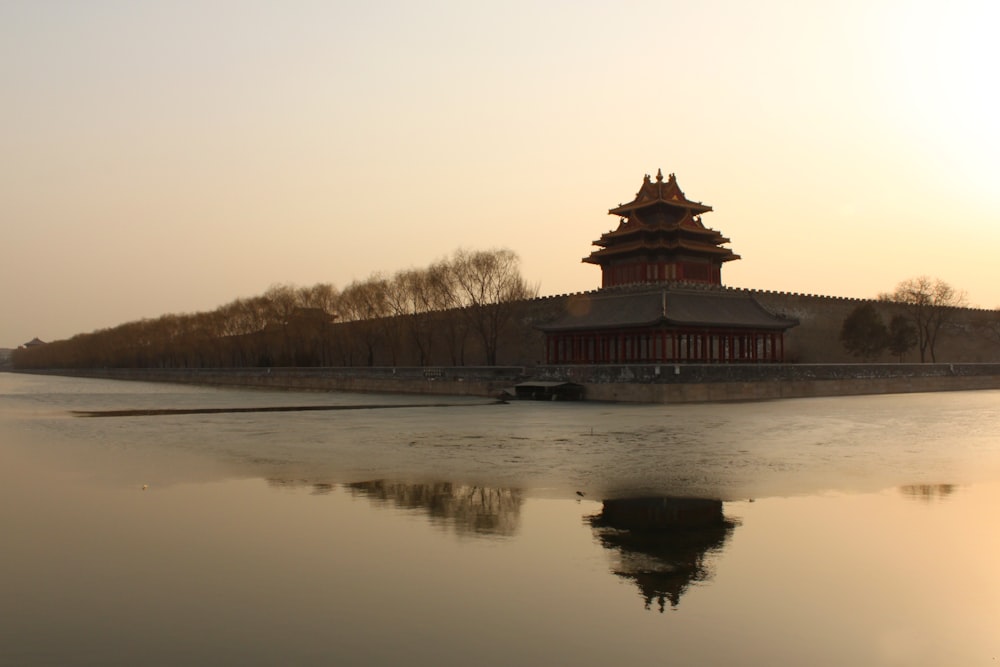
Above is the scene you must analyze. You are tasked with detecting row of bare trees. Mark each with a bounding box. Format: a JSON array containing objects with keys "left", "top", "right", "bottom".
[{"left": 13, "top": 249, "right": 539, "bottom": 370}]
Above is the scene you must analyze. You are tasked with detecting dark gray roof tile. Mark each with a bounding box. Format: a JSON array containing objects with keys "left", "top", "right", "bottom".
[{"left": 538, "top": 288, "right": 797, "bottom": 332}]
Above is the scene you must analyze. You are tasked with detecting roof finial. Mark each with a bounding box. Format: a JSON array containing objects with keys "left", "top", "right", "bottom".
[{"left": 656, "top": 168, "right": 664, "bottom": 183}]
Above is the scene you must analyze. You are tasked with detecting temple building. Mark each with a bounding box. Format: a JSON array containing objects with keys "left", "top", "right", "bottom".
[
  {"left": 586, "top": 169, "right": 738, "bottom": 288},
  {"left": 540, "top": 170, "right": 796, "bottom": 364}
]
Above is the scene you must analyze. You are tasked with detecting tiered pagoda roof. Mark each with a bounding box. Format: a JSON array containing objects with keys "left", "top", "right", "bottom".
[
  {"left": 584, "top": 170, "right": 740, "bottom": 287},
  {"left": 538, "top": 286, "right": 797, "bottom": 333}
]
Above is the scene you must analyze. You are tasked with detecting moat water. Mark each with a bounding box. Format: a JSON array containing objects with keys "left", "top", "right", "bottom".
[{"left": 2, "top": 373, "right": 998, "bottom": 666}]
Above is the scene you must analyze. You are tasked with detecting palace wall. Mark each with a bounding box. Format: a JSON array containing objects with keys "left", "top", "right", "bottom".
[
  {"left": 484, "top": 289, "right": 995, "bottom": 366},
  {"left": 323, "top": 287, "right": 999, "bottom": 368},
  {"left": 744, "top": 288, "right": 999, "bottom": 363}
]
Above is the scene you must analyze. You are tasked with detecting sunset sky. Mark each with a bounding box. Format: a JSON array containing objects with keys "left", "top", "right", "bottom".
[{"left": 3, "top": 0, "right": 998, "bottom": 348}]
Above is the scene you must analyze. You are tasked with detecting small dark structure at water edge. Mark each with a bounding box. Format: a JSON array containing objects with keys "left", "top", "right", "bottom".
[{"left": 513, "top": 381, "right": 585, "bottom": 401}]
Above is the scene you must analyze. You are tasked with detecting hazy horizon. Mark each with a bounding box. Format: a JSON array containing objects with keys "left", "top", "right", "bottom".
[{"left": 4, "top": 1, "right": 999, "bottom": 347}]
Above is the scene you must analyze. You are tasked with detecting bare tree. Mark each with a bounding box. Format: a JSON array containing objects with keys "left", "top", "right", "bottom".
[
  {"left": 384, "top": 269, "right": 433, "bottom": 365},
  {"left": 449, "top": 248, "right": 538, "bottom": 365},
  {"left": 340, "top": 278, "right": 390, "bottom": 366},
  {"left": 216, "top": 297, "right": 268, "bottom": 366},
  {"left": 879, "top": 276, "right": 967, "bottom": 362},
  {"left": 261, "top": 284, "right": 302, "bottom": 365},
  {"left": 298, "top": 283, "right": 339, "bottom": 365},
  {"left": 426, "top": 259, "right": 468, "bottom": 365}
]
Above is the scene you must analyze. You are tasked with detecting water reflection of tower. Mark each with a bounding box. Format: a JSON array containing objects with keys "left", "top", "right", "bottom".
[{"left": 589, "top": 497, "right": 737, "bottom": 612}]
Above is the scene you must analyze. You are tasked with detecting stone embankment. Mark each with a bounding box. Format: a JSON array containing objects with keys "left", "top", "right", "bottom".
[
  {"left": 18, "top": 363, "right": 1000, "bottom": 403},
  {"left": 533, "top": 363, "right": 1000, "bottom": 402}
]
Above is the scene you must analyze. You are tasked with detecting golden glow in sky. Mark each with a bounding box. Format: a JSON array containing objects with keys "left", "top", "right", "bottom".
[{"left": 2, "top": 0, "right": 998, "bottom": 346}]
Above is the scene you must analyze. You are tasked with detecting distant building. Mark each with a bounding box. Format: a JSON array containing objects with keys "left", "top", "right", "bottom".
[
  {"left": 539, "top": 171, "right": 796, "bottom": 364},
  {"left": 21, "top": 337, "right": 47, "bottom": 349}
]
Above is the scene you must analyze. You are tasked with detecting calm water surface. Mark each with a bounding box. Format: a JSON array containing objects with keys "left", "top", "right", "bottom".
[{"left": 1, "top": 373, "right": 998, "bottom": 666}]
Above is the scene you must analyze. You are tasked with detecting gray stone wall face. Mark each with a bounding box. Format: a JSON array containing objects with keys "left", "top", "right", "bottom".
[{"left": 746, "top": 289, "right": 998, "bottom": 363}]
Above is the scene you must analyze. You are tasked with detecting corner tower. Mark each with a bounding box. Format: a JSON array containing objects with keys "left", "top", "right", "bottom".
[{"left": 584, "top": 170, "right": 740, "bottom": 288}]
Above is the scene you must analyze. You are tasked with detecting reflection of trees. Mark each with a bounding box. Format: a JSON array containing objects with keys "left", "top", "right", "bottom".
[
  {"left": 899, "top": 484, "right": 957, "bottom": 501},
  {"left": 266, "top": 478, "right": 336, "bottom": 495},
  {"left": 589, "top": 497, "right": 736, "bottom": 613},
  {"left": 347, "top": 480, "right": 522, "bottom": 536}
]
